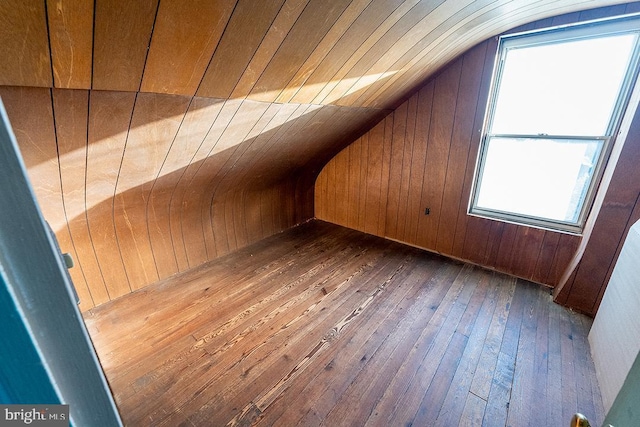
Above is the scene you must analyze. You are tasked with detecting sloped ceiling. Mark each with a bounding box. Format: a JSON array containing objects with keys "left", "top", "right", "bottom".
[{"left": 0, "top": 0, "right": 631, "bottom": 311}]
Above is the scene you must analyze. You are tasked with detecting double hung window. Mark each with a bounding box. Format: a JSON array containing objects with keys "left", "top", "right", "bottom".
[{"left": 469, "top": 15, "right": 640, "bottom": 233}]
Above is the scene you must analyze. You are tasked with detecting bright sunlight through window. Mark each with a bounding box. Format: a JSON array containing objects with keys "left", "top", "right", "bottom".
[{"left": 470, "top": 16, "right": 640, "bottom": 233}]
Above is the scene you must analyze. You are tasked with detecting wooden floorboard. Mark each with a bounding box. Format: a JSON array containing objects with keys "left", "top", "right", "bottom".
[{"left": 84, "top": 220, "right": 604, "bottom": 427}]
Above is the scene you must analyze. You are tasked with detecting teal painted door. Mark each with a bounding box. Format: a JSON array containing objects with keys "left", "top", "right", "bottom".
[{"left": 0, "top": 100, "right": 122, "bottom": 426}]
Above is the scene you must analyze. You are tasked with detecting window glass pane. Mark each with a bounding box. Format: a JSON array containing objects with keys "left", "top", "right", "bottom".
[
  {"left": 491, "top": 34, "right": 636, "bottom": 136},
  {"left": 475, "top": 137, "right": 603, "bottom": 222}
]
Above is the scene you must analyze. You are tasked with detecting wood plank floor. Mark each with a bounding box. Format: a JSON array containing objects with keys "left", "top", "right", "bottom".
[{"left": 84, "top": 220, "right": 604, "bottom": 426}]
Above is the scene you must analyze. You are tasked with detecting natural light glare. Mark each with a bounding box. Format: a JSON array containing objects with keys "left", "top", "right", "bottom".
[
  {"left": 471, "top": 18, "right": 640, "bottom": 232},
  {"left": 476, "top": 137, "right": 601, "bottom": 222},
  {"left": 492, "top": 34, "right": 636, "bottom": 136}
]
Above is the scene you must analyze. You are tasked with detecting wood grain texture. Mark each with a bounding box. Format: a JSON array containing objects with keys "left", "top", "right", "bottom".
[
  {"left": 52, "top": 89, "right": 107, "bottom": 308},
  {"left": 0, "top": 86, "right": 92, "bottom": 311},
  {"left": 229, "top": 0, "right": 309, "bottom": 99},
  {"left": 274, "top": 0, "right": 375, "bottom": 104},
  {"left": 435, "top": 42, "right": 487, "bottom": 255},
  {"left": 112, "top": 92, "right": 190, "bottom": 290},
  {"left": 46, "top": 0, "right": 93, "bottom": 89},
  {"left": 0, "top": 0, "right": 630, "bottom": 103},
  {"left": 315, "top": 37, "right": 584, "bottom": 287},
  {"left": 288, "top": 0, "right": 410, "bottom": 104},
  {"left": 140, "top": 0, "right": 236, "bottom": 96},
  {"left": 2, "top": 86, "right": 382, "bottom": 310},
  {"left": 84, "top": 221, "right": 604, "bottom": 426},
  {"left": 92, "top": 0, "right": 158, "bottom": 91},
  {"left": 0, "top": 1, "right": 52, "bottom": 87},
  {"left": 85, "top": 90, "right": 137, "bottom": 302},
  {"left": 360, "top": 1, "right": 629, "bottom": 109},
  {"left": 247, "top": 0, "right": 353, "bottom": 103},
  {"left": 317, "top": 4, "right": 640, "bottom": 302},
  {"left": 196, "top": 0, "right": 286, "bottom": 99},
  {"left": 0, "top": 1, "right": 636, "bottom": 314}
]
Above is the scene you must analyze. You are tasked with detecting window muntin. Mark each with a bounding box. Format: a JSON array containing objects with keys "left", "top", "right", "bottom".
[{"left": 470, "top": 16, "right": 640, "bottom": 234}]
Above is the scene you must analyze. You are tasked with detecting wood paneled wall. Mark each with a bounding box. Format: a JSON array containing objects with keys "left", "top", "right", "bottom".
[
  {"left": 0, "top": 0, "right": 629, "bottom": 107},
  {"left": 555, "top": 100, "right": 640, "bottom": 315},
  {"left": 1, "top": 86, "right": 376, "bottom": 311},
  {"left": 316, "top": 3, "right": 640, "bottom": 315},
  {"left": 0, "top": 0, "right": 635, "bottom": 311}
]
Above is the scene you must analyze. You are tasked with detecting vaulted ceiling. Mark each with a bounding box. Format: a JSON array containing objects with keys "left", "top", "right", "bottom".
[{"left": 0, "top": 0, "right": 633, "bottom": 311}]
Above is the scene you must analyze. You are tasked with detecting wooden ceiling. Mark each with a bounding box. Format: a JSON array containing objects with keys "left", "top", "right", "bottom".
[
  {"left": 2, "top": 0, "right": 631, "bottom": 105},
  {"left": 0, "top": 0, "right": 632, "bottom": 311}
]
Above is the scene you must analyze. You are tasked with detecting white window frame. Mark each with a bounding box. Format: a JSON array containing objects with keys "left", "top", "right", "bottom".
[{"left": 469, "top": 14, "right": 640, "bottom": 234}]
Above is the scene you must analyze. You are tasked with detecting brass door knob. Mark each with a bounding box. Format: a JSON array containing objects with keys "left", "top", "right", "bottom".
[{"left": 571, "top": 413, "right": 590, "bottom": 427}]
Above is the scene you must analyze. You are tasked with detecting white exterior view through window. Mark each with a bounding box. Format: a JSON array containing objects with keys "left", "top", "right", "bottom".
[{"left": 470, "top": 16, "right": 640, "bottom": 233}]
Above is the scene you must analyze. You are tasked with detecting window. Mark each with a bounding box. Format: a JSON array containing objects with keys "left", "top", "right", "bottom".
[{"left": 469, "top": 15, "right": 640, "bottom": 234}]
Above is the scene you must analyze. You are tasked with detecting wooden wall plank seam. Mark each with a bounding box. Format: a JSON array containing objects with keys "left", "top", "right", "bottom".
[
  {"left": 52, "top": 88, "right": 103, "bottom": 310},
  {"left": 86, "top": 90, "right": 136, "bottom": 303},
  {"left": 377, "top": 116, "right": 394, "bottom": 237},
  {"left": 247, "top": 0, "right": 353, "bottom": 103},
  {"left": 274, "top": 0, "right": 375, "bottom": 104},
  {"left": 435, "top": 41, "right": 486, "bottom": 256},
  {"left": 168, "top": 98, "right": 226, "bottom": 269},
  {"left": 531, "top": 232, "right": 561, "bottom": 285},
  {"left": 413, "top": 82, "right": 435, "bottom": 249},
  {"left": 297, "top": 0, "right": 420, "bottom": 105},
  {"left": 203, "top": 100, "right": 274, "bottom": 253},
  {"left": 419, "top": 57, "right": 462, "bottom": 249},
  {"left": 92, "top": 0, "right": 159, "bottom": 91},
  {"left": 145, "top": 98, "right": 196, "bottom": 281},
  {"left": 314, "top": 12, "right": 610, "bottom": 290},
  {"left": 174, "top": 99, "right": 242, "bottom": 262},
  {"left": 359, "top": 132, "right": 370, "bottom": 230},
  {"left": 362, "top": 119, "right": 385, "bottom": 234},
  {"left": 457, "top": 37, "right": 498, "bottom": 265},
  {"left": 358, "top": 0, "right": 496, "bottom": 109},
  {"left": 342, "top": 0, "right": 498, "bottom": 108},
  {"left": 211, "top": 102, "right": 285, "bottom": 243},
  {"left": 396, "top": 94, "right": 418, "bottom": 243},
  {"left": 1, "top": 1, "right": 636, "bottom": 312},
  {"left": 384, "top": 101, "right": 408, "bottom": 240},
  {"left": 46, "top": 0, "right": 93, "bottom": 89},
  {"left": 230, "top": 0, "right": 310, "bottom": 100},
  {"left": 140, "top": 0, "right": 237, "bottom": 96},
  {"left": 196, "top": 0, "right": 286, "bottom": 99},
  {"left": 317, "top": 0, "right": 448, "bottom": 106}
]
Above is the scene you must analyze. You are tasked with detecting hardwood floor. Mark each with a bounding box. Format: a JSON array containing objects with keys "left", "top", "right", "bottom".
[{"left": 84, "top": 220, "right": 603, "bottom": 426}]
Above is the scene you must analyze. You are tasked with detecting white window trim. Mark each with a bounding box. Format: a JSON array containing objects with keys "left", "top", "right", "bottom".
[{"left": 469, "top": 14, "right": 640, "bottom": 235}]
